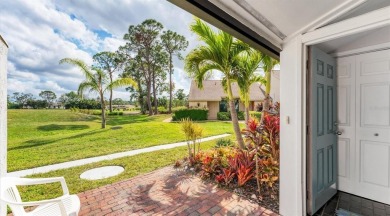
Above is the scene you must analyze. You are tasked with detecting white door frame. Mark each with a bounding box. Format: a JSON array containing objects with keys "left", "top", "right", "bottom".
[
  {"left": 279, "top": 5, "right": 390, "bottom": 216},
  {"left": 0, "top": 36, "right": 8, "bottom": 216}
]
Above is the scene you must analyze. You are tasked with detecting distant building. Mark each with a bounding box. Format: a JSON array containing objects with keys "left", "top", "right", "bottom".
[{"left": 188, "top": 70, "right": 280, "bottom": 120}]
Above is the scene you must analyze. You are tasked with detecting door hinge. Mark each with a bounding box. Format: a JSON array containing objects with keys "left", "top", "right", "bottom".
[
  {"left": 306, "top": 125, "right": 310, "bottom": 135},
  {"left": 306, "top": 60, "right": 309, "bottom": 70}
]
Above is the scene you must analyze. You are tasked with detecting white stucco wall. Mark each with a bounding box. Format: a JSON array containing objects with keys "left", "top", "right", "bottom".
[
  {"left": 0, "top": 36, "right": 8, "bottom": 216},
  {"left": 279, "top": 36, "right": 305, "bottom": 216},
  {"left": 188, "top": 101, "right": 208, "bottom": 109},
  {"left": 270, "top": 70, "right": 280, "bottom": 102}
]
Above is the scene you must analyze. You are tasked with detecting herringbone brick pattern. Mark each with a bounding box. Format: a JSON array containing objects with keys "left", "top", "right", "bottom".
[{"left": 78, "top": 166, "right": 278, "bottom": 216}]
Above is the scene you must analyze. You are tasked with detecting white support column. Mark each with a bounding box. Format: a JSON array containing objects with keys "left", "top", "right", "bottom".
[
  {"left": 279, "top": 36, "right": 305, "bottom": 216},
  {"left": 0, "top": 36, "right": 8, "bottom": 216}
]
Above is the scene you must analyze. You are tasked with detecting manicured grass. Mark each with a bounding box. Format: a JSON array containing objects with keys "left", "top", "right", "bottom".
[
  {"left": 18, "top": 136, "right": 233, "bottom": 202},
  {"left": 8, "top": 110, "right": 235, "bottom": 171}
]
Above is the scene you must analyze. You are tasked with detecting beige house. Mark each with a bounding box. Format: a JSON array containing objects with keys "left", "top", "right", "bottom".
[
  {"left": 188, "top": 80, "right": 264, "bottom": 120},
  {"left": 188, "top": 70, "right": 280, "bottom": 120}
]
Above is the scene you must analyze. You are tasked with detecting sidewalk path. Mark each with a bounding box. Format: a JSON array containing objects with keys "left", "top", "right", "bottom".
[{"left": 8, "top": 134, "right": 230, "bottom": 177}]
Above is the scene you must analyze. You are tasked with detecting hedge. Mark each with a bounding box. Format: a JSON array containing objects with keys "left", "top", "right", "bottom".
[
  {"left": 217, "top": 111, "right": 245, "bottom": 121},
  {"left": 158, "top": 106, "right": 169, "bottom": 114},
  {"left": 172, "top": 109, "right": 208, "bottom": 121},
  {"left": 249, "top": 111, "right": 262, "bottom": 119}
]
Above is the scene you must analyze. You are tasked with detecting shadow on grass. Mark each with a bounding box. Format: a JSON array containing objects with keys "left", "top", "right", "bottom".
[
  {"left": 106, "top": 114, "right": 166, "bottom": 126},
  {"left": 37, "top": 124, "right": 90, "bottom": 131},
  {"left": 8, "top": 130, "right": 105, "bottom": 151}
]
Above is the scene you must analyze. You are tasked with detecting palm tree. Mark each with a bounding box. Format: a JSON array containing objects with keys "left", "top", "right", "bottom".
[
  {"left": 60, "top": 58, "right": 137, "bottom": 129},
  {"left": 260, "top": 54, "right": 279, "bottom": 112},
  {"left": 233, "top": 49, "right": 265, "bottom": 125},
  {"left": 185, "top": 18, "right": 249, "bottom": 149}
]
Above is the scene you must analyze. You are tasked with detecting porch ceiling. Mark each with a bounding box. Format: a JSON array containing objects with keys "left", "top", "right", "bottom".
[
  {"left": 206, "top": 0, "right": 390, "bottom": 44},
  {"left": 212, "top": 0, "right": 350, "bottom": 37}
]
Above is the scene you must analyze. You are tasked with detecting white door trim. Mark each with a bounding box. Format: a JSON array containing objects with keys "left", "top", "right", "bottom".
[
  {"left": 331, "top": 42, "right": 390, "bottom": 58},
  {"left": 284, "top": 0, "right": 367, "bottom": 44},
  {"left": 301, "top": 6, "right": 390, "bottom": 45},
  {"left": 293, "top": 6, "right": 390, "bottom": 216}
]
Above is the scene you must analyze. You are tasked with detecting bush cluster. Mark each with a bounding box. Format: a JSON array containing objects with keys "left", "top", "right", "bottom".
[
  {"left": 215, "top": 138, "right": 234, "bottom": 148},
  {"left": 157, "top": 106, "right": 169, "bottom": 114},
  {"left": 172, "top": 108, "right": 208, "bottom": 121},
  {"left": 217, "top": 111, "right": 247, "bottom": 121},
  {"left": 249, "top": 111, "right": 262, "bottom": 119},
  {"left": 177, "top": 111, "right": 280, "bottom": 198}
]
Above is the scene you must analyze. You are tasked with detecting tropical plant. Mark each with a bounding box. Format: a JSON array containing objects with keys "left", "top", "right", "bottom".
[
  {"left": 185, "top": 18, "right": 249, "bottom": 149},
  {"left": 260, "top": 54, "right": 279, "bottom": 112},
  {"left": 242, "top": 112, "right": 280, "bottom": 196},
  {"left": 180, "top": 118, "right": 204, "bottom": 159},
  {"left": 215, "top": 138, "right": 234, "bottom": 148},
  {"left": 93, "top": 51, "right": 123, "bottom": 112},
  {"left": 215, "top": 168, "right": 235, "bottom": 185},
  {"left": 233, "top": 49, "right": 265, "bottom": 124},
  {"left": 161, "top": 30, "right": 188, "bottom": 113},
  {"left": 59, "top": 58, "right": 137, "bottom": 128}
]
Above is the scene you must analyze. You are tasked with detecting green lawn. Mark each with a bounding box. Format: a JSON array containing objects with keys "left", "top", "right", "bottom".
[
  {"left": 18, "top": 137, "right": 231, "bottom": 202},
  {"left": 8, "top": 110, "right": 235, "bottom": 171}
]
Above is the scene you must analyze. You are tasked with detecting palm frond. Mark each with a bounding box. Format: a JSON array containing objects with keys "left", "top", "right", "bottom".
[
  {"left": 106, "top": 78, "right": 138, "bottom": 92},
  {"left": 78, "top": 81, "right": 98, "bottom": 98},
  {"left": 59, "top": 58, "right": 95, "bottom": 81}
]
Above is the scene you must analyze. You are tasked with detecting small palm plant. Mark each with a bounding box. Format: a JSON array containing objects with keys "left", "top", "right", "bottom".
[
  {"left": 233, "top": 49, "right": 265, "bottom": 125},
  {"left": 59, "top": 58, "right": 137, "bottom": 128},
  {"left": 181, "top": 118, "right": 203, "bottom": 159}
]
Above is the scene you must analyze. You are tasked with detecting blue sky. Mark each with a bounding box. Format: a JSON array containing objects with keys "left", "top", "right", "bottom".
[{"left": 0, "top": 0, "right": 203, "bottom": 100}]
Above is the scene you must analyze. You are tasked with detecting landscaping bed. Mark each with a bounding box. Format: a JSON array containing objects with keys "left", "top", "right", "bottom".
[
  {"left": 175, "top": 148, "right": 279, "bottom": 213},
  {"left": 176, "top": 111, "right": 280, "bottom": 213}
]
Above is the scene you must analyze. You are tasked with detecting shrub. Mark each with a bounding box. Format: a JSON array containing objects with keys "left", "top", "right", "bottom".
[
  {"left": 217, "top": 112, "right": 230, "bottom": 121},
  {"left": 92, "top": 110, "right": 102, "bottom": 115},
  {"left": 173, "top": 109, "right": 208, "bottom": 121},
  {"left": 172, "top": 106, "right": 187, "bottom": 112},
  {"left": 216, "top": 168, "right": 235, "bottom": 185},
  {"left": 217, "top": 111, "right": 245, "bottom": 121},
  {"left": 157, "top": 106, "right": 169, "bottom": 114},
  {"left": 181, "top": 118, "right": 203, "bottom": 159},
  {"left": 249, "top": 111, "right": 262, "bottom": 120},
  {"left": 237, "top": 111, "right": 245, "bottom": 120},
  {"left": 242, "top": 112, "right": 280, "bottom": 195},
  {"left": 215, "top": 138, "right": 234, "bottom": 148}
]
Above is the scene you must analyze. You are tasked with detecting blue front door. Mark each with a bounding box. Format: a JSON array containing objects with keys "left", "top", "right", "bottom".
[{"left": 307, "top": 46, "right": 338, "bottom": 215}]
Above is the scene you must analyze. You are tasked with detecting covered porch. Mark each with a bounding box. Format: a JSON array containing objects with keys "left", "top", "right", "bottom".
[{"left": 169, "top": 0, "right": 390, "bottom": 215}]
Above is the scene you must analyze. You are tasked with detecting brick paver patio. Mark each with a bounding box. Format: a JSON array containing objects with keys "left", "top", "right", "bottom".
[{"left": 78, "top": 166, "right": 278, "bottom": 216}]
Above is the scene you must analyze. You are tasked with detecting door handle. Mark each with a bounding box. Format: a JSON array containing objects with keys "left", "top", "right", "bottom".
[{"left": 334, "top": 131, "right": 342, "bottom": 136}]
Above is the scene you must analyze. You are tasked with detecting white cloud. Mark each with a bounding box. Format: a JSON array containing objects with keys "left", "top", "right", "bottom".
[{"left": 1, "top": 0, "right": 198, "bottom": 100}]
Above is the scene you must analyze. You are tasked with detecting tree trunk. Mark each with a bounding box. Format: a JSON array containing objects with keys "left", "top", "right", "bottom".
[
  {"left": 153, "top": 71, "right": 158, "bottom": 115},
  {"left": 245, "top": 106, "right": 250, "bottom": 125},
  {"left": 109, "top": 73, "right": 113, "bottom": 112},
  {"left": 146, "top": 83, "right": 153, "bottom": 116},
  {"left": 169, "top": 54, "right": 173, "bottom": 113},
  {"left": 263, "top": 70, "right": 272, "bottom": 112},
  {"left": 227, "top": 80, "right": 245, "bottom": 149},
  {"left": 100, "top": 96, "right": 106, "bottom": 129},
  {"left": 153, "top": 78, "right": 158, "bottom": 115}
]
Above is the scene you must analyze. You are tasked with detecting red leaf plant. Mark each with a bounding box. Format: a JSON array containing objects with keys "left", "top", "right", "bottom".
[
  {"left": 237, "top": 165, "right": 254, "bottom": 186},
  {"left": 218, "top": 168, "right": 235, "bottom": 185}
]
